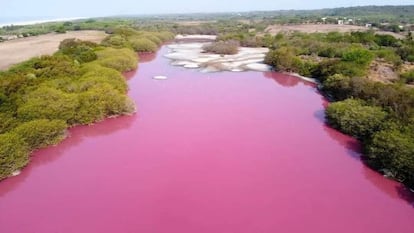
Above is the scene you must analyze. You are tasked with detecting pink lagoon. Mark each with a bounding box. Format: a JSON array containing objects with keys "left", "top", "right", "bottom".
[{"left": 0, "top": 46, "right": 413, "bottom": 233}]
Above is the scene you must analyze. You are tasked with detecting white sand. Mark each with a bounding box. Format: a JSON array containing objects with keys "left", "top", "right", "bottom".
[
  {"left": 175, "top": 34, "right": 217, "bottom": 40},
  {"left": 153, "top": 75, "right": 168, "bottom": 80},
  {"left": 164, "top": 42, "right": 271, "bottom": 73}
]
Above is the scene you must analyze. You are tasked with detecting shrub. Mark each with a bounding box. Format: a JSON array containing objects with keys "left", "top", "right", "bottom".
[
  {"left": 154, "top": 31, "right": 175, "bottom": 41},
  {"left": 142, "top": 34, "right": 162, "bottom": 46},
  {"left": 342, "top": 48, "right": 374, "bottom": 66},
  {"left": 129, "top": 38, "right": 158, "bottom": 52},
  {"left": 400, "top": 69, "right": 414, "bottom": 84},
  {"left": 31, "top": 55, "right": 79, "bottom": 79},
  {"left": 101, "top": 35, "right": 128, "bottom": 48},
  {"left": 79, "top": 64, "right": 128, "bottom": 93},
  {"left": 13, "top": 119, "right": 67, "bottom": 149},
  {"left": 265, "top": 47, "right": 302, "bottom": 73},
  {"left": 0, "top": 113, "right": 19, "bottom": 134},
  {"left": 202, "top": 40, "right": 239, "bottom": 55},
  {"left": 59, "top": 38, "right": 98, "bottom": 63},
  {"left": 326, "top": 99, "right": 387, "bottom": 139},
  {"left": 76, "top": 84, "right": 135, "bottom": 124},
  {"left": 366, "top": 127, "right": 414, "bottom": 188},
  {"left": 95, "top": 48, "right": 138, "bottom": 72},
  {"left": 0, "top": 133, "right": 29, "bottom": 180},
  {"left": 17, "top": 87, "right": 79, "bottom": 123},
  {"left": 322, "top": 74, "right": 352, "bottom": 100},
  {"left": 374, "top": 34, "right": 399, "bottom": 47}
]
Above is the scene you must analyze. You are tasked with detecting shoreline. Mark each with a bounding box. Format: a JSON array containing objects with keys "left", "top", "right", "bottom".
[{"left": 0, "top": 17, "right": 88, "bottom": 28}]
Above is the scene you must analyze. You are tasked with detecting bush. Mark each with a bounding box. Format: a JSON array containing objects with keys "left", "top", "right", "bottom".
[
  {"left": 202, "top": 40, "right": 239, "bottom": 55},
  {"left": 0, "top": 133, "right": 29, "bottom": 180},
  {"left": 374, "top": 34, "right": 399, "bottom": 47},
  {"left": 326, "top": 99, "right": 387, "bottom": 139},
  {"left": 0, "top": 113, "right": 19, "bottom": 134},
  {"left": 142, "top": 34, "right": 162, "bottom": 46},
  {"left": 17, "top": 87, "right": 79, "bottom": 123},
  {"left": 342, "top": 48, "right": 374, "bottom": 66},
  {"left": 13, "top": 119, "right": 67, "bottom": 149},
  {"left": 366, "top": 127, "right": 414, "bottom": 188},
  {"left": 322, "top": 74, "right": 352, "bottom": 100},
  {"left": 400, "top": 69, "right": 414, "bottom": 84},
  {"left": 129, "top": 38, "right": 158, "bottom": 52},
  {"left": 59, "top": 38, "right": 98, "bottom": 63},
  {"left": 76, "top": 84, "right": 135, "bottom": 124},
  {"left": 79, "top": 64, "right": 128, "bottom": 93},
  {"left": 101, "top": 35, "right": 128, "bottom": 48},
  {"left": 95, "top": 48, "right": 138, "bottom": 72},
  {"left": 265, "top": 47, "right": 302, "bottom": 73}
]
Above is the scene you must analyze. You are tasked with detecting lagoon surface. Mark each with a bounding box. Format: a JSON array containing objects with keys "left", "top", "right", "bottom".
[{"left": 0, "top": 46, "right": 413, "bottom": 233}]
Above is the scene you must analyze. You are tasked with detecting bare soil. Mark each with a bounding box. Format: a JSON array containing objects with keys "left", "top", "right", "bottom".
[
  {"left": 0, "top": 30, "right": 107, "bottom": 70},
  {"left": 368, "top": 60, "right": 399, "bottom": 83}
]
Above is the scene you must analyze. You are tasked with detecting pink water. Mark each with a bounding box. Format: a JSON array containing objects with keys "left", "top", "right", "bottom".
[{"left": 1, "top": 46, "right": 413, "bottom": 233}]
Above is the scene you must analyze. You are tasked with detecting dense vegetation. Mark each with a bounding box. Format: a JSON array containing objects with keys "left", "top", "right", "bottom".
[
  {"left": 202, "top": 40, "right": 239, "bottom": 55},
  {"left": 0, "top": 27, "right": 173, "bottom": 180},
  {"left": 261, "top": 30, "right": 414, "bottom": 189}
]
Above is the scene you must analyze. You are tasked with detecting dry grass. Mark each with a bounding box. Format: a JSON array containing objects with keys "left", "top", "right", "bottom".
[{"left": 0, "top": 30, "right": 107, "bottom": 70}]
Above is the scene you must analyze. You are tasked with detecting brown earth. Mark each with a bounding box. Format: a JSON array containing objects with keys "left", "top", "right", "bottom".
[
  {"left": 368, "top": 60, "right": 399, "bottom": 83},
  {"left": 0, "top": 30, "right": 107, "bottom": 70}
]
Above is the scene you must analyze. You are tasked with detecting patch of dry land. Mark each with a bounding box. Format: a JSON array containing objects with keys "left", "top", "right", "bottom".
[
  {"left": 165, "top": 35, "right": 271, "bottom": 72},
  {"left": 264, "top": 24, "right": 404, "bottom": 39},
  {"left": 0, "top": 30, "right": 107, "bottom": 70}
]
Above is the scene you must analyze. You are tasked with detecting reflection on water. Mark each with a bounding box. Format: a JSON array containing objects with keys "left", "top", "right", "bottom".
[{"left": 0, "top": 106, "right": 136, "bottom": 197}]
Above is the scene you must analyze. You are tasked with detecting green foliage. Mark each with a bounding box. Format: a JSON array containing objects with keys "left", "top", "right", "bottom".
[
  {"left": 202, "top": 40, "right": 239, "bottom": 55},
  {"left": 366, "top": 127, "right": 414, "bottom": 188},
  {"left": 0, "top": 27, "right": 158, "bottom": 179},
  {"left": 129, "top": 38, "right": 158, "bottom": 52},
  {"left": 31, "top": 55, "right": 80, "bottom": 79},
  {"left": 17, "top": 87, "right": 79, "bottom": 122},
  {"left": 399, "top": 69, "right": 414, "bottom": 84},
  {"left": 0, "top": 133, "right": 29, "bottom": 180},
  {"left": 101, "top": 35, "right": 128, "bottom": 48},
  {"left": 396, "top": 44, "right": 414, "bottom": 62},
  {"left": 95, "top": 48, "right": 138, "bottom": 72},
  {"left": 265, "top": 47, "right": 302, "bottom": 72},
  {"left": 13, "top": 119, "right": 67, "bottom": 149},
  {"left": 341, "top": 48, "right": 374, "bottom": 66},
  {"left": 59, "top": 38, "right": 98, "bottom": 63},
  {"left": 0, "top": 113, "right": 19, "bottom": 134},
  {"left": 79, "top": 64, "right": 128, "bottom": 93},
  {"left": 326, "top": 99, "right": 387, "bottom": 139},
  {"left": 322, "top": 74, "right": 352, "bottom": 100},
  {"left": 374, "top": 49, "right": 402, "bottom": 66},
  {"left": 374, "top": 34, "right": 399, "bottom": 47},
  {"left": 76, "top": 84, "right": 135, "bottom": 124}
]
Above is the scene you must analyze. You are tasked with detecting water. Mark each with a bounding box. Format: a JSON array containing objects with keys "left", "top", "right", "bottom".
[{"left": 0, "top": 46, "right": 413, "bottom": 233}]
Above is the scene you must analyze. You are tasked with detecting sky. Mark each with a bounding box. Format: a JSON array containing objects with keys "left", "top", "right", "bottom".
[{"left": 0, "top": 0, "right": 413, "bottom": 18}]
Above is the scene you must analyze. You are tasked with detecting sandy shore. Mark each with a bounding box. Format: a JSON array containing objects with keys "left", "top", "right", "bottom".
[{"left": 0, "top": 30, "right": 107, "bottom": 70}]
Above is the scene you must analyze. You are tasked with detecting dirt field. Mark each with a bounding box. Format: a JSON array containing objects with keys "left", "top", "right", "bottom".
[
  {"left": 264, "top": 24, "right": 404, "bottom": 39},
  {"left": 0, "top": 30, "right": 107, "bottom": 70}
]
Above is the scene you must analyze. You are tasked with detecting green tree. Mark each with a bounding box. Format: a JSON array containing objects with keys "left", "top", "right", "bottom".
[
  {"left": 366, "top": 127, "right": 414, "bottom": 188},
  {"left": 0, "top": 133, "right": 29, "bottom": 180},
  {"left": 326, "top": 99, "right": 387, "bottom": 139}
]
